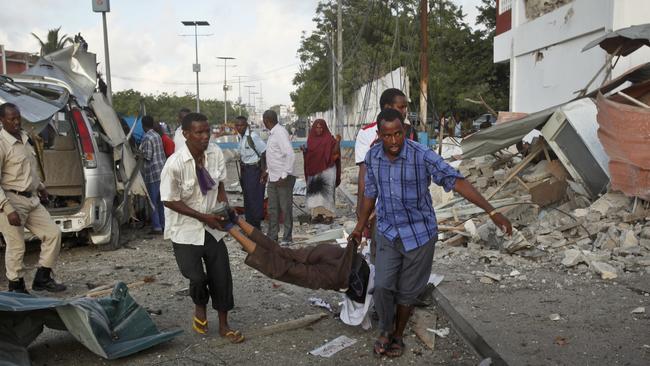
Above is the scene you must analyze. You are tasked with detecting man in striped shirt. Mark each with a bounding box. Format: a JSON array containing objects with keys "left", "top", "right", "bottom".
[{"left": 351, "top": 108, "right": 512, "bottom": 357}]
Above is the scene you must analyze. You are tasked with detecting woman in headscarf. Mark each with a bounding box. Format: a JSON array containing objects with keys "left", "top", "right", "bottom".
[{"left": 302, "top": 119, "right": 341, "bottom": 224}]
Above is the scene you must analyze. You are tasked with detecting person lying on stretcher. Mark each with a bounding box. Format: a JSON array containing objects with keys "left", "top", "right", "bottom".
[{"left": 214, "top": 205, "right": 370, "bottom": 303}]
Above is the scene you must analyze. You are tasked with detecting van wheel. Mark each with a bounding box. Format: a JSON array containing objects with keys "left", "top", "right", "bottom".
[{"left": 98, "top": 216, "right": 121, "bottom": 251}]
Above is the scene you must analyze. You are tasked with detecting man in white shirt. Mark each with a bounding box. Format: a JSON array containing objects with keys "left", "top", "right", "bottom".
[
  {"left": 160, "top": 112, "right": 244, "bottom": 343},
  {"left": 234, "top": 116, "right": 267, "bottom": 229},
  {"left": 172, "top": 107, "right": 191, "bottom": 152},
  {"left": 262, "top": 110, "right": 296, "bottom": 244}
]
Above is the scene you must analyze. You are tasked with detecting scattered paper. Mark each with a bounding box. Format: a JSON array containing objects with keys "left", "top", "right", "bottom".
[
  {"left": 631, "top": 307, "right": 645, "bottom": 314},
  {"left": 427, "top": 327, "right": 450, "bottom": 338},
  {"left": 428, "top": 273, "right": 444, "bottom": 287},
  {"left": 308, "top": 297, "right": 333, "bottom": 312},
  {"left": 309, "top": 335, "right": 357, "bottom": 358}
]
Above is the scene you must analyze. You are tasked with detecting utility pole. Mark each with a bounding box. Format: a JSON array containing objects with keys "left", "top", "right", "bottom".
[
  {"left": 234, "top": 75, "right": 247, "bottom": 114},
  {"left": 181, "top": 21, "right": 210, "bottom": 112},
  {"left": 336, "top": 0, "right": 343, "bottom": 137},
  {"left": 419, "top": 0, "right": 428, "bottom": 133},
  {"left": 217, "top": 56, "right": 236, "bottom": 124},
  {"left": 329, "top": 33, "right": 336, "bottom": 134},
  {"left": 258, "top": 82, "right": 264, "bottom": 112}
]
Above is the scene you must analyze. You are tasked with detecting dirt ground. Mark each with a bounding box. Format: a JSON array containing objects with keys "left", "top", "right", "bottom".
[
  {"left": 3, "top": 150, "right": 648, "bottom": 365},
  {"left": 0, "top": 152, "right": 478, "bottom": 365}
]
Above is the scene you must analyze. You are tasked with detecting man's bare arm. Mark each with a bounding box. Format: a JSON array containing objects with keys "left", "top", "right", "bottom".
[
  {"left": 453, "top": 178, "right": 512, "bottom": 235},
  {"left": 163, "top": 200, "right": 223, "bottom": 230},
  {"left": 356, "top": 163, "right": 367, "bottom": 218}
]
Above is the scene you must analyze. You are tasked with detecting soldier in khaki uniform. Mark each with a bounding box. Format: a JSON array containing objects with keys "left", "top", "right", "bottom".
[{"left": 0, "top": 103, "right": 65, "bottom": 293}]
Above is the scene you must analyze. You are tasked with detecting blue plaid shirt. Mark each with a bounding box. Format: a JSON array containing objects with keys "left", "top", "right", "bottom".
[
  {"left": 364, "top": 139, "right": 463, "bottom": 251},
  {"left": 140, "top": 129, "right": 167, "bottom": 184}
]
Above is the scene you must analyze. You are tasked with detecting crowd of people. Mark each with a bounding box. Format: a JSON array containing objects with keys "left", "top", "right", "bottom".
[{"left": 0, "top": 88, "right": 512, "bottom": 357}]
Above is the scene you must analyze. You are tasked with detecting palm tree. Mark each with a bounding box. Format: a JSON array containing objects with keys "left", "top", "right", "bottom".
[{"left": 31, "top": 27, "right": 73, "bottom": 56}]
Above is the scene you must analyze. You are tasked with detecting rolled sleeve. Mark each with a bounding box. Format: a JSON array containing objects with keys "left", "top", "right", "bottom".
[
  {"left": 214, "top": 146, "right": 227, "bottom": 182},
  {"left": 252, "top": 133, "right": 267, "bottom": 154},
  {"left": 160, "top": 161, "right": 181, "bottom": 202},
  {"left": 363, "top": 156, "right": 378, "bottom": 199},
  {"left": 425, "top": 150, "right": 464, "bottom": 192}
]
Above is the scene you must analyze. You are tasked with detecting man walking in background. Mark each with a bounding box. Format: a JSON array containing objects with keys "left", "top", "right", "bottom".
[
  {"left": 173, "top": 107, "right": 191, "bottom": 152},
  {"left": 234, "top": 116, "right": 267, "bottom": 229},
  {"left": 0, "top": 103, "right": 65, "bottom": 293},
  {"left": 140, "top": 115, "right": 167, "bottom": 234},
  {"left": 262, "top": 110, "right": 296, "bottom": 245}
]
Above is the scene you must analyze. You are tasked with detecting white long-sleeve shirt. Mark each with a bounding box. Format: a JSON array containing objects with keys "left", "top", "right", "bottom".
[{"left": 265, "top": 124, "right": 295, "bottom": 182}]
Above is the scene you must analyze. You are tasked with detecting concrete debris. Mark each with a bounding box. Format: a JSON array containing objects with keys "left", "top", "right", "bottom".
[
  {"left": 562, "top": 249, "right": 584, "bottom": 267},
  {"left": 549, "top": 313, "right": 561, "bottom": 321},
  {"left": 620, "top": 230, "right": 639, "bottom": 248},
  {"left": 475, "top": 271, "right": 502, "bottom": 282},
  {"left": 309, "top": 335, "right": 357, "bottom": 358},
  {"left": 591, "top": 262, "right": 618, "bottom": 280},
  {"left": 500, "top": 229, "right": 532, "bottom": 254}
]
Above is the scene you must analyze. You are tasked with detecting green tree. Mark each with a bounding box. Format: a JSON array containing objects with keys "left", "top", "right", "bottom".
[
  {"left": 31, "top": 27, "right": 73, "bottom": 56},
  {"left": 291, "top": 0, "right": 509, "bottom": 123},
  {"left": 112, "top": 90, "right": 244, "bottom": 129}
]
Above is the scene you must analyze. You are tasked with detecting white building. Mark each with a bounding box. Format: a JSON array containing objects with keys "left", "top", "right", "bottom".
[{"left": 494, "top": 0, "right": 650, "bottom": 112}]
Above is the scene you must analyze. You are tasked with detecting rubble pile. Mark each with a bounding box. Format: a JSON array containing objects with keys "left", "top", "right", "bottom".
[{"left": 435, "top": 149, "right": 650, "bottom": 281}]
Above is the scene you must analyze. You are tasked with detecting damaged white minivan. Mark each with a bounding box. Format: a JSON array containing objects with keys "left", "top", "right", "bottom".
[{"left": 0, "top": 43, "right": 148, "bottom": 250}]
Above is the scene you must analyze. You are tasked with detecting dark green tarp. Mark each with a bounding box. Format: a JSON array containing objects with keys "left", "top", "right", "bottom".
[{"left": 0, "top": 282, "right": 182, "bottom": 366}]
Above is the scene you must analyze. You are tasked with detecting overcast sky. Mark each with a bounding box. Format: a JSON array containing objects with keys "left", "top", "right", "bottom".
[{"left": 0, "top": 0, "right": 482, "bottom": 110}]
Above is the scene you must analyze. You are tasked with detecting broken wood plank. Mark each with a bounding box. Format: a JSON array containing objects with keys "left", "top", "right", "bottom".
[
  {"left": 441, "top": 234, "right": 467, "bottom": 247},
  {"left": 211, "top": 313, "right": 328, "bottom": 346},
  {"left": 85, "top": 280, "right": 146, "bottom": 298},
  {"left": 486, "top": 144, "right": 543, "bottom": 200},
  {"left": 436, "top": 196, "right": 531, "bottom": 221},
  {"left": 411, "top": 308, "right": 437, "bottom": 350}
]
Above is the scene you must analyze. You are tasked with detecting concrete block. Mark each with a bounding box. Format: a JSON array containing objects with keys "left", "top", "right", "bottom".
[
  {"left": 591, "top": 261, "right": 618, "bottom": 280},
  {"left": 562, "top": 249, "right": 584, "bottom": 267}
]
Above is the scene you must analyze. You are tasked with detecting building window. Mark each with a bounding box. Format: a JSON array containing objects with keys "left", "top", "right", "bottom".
[{"left": 499, "top": 0, "right": 512, "bottom": 14}]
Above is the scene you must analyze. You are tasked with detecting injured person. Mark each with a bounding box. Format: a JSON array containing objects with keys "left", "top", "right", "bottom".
[{"left": 214, "top": 205, "right": 370, "bottom": 303}]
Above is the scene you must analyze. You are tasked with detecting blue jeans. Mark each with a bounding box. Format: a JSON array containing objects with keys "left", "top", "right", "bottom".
[{"left": 147, "top": 181, "right": 165, "bottom": 231}]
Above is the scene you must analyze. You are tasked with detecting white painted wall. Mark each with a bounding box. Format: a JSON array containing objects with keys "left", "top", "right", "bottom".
[{"left": 494, "top": 0, "right": 650, "bottom": 112}]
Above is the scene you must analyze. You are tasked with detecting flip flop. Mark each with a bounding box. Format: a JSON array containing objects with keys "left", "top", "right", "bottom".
[
  {"left": 385, "top": 337, "right": 405, "bottom": 358},
  {"left": 373, "top": 333, "right": 391, "bottom": 357},
  {"left": 192, "top": 316, "right": 208, "bottom": 335},
  {"left": 222, "top": 329, "right": 245, "bottom": 344}
]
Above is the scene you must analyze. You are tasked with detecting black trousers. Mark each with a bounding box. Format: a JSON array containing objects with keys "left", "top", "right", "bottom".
[
  {"left": 240, "top": 163, "right": 266, "bottom": 229},
  {"left": 172, "top": 232, "right": 234, "bottom": 312}
]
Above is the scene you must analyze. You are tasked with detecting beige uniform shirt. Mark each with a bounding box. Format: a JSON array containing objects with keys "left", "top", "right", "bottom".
[
  {"left": 160, "top": 143, "right": 228, "bottom": 245},
  {"left": 0, "top": 129, "right": 44, "bottom": 214}
]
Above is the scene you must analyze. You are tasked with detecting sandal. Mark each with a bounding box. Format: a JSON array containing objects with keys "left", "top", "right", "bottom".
[
  {"left": 373, "top": 332, "right": 391, "bottom": 356},
  {"left": 222, "top": 329, "right": 245, "bottom": 344},
  {"left": 385, "top": 337, "right": 405, "bottom": 358},
  {"left": 192, "top": 316, "right": 208, "bottom": 335}
]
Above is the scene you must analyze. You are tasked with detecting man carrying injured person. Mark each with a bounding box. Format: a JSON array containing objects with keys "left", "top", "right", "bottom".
[
  {"left": 350, "top": 108, "right": 513, "bottom": 358},
  {"left": 213, "top": 206, "right": 370, "bottom": 304}
]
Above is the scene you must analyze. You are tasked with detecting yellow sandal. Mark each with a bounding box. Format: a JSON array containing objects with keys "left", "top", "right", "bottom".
[
  {"left": 192, "top": 316, "right": 208, "bottom": 335},
  {"left": 222, "top": 329, "right": 245, "bottom": 344}
]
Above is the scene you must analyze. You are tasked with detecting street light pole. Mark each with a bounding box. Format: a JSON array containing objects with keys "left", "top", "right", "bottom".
[
  {"left": 92, "top": 0, "right": 112, "bottom": 104},
  {"left": 233, "top": 75, "right": 247, "bottom": 114},
  {"left": 182, "top": 20, "right": 209, "bottom": 112},
  {"left": 217, "top": 56, "right": 235, "bottom": 124}
]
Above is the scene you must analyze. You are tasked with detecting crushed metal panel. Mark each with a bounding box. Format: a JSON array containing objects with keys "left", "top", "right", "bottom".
[
  {"left": 461, "top": 106, "right": 557, "bottom": 158},
  {"left": 596, "top": 93, "right": 650, "bottom": 200},
  {"left": 0, "top": 282, "right": 182, "bottom": 365},
  {"left": 462, "top": 63, "right": 650, "bottom": 159},
  {"left": 541, "top": 98, "right": 610, "bottom": 197},
  {"left": 23, "top": 43, "right": 97, "bottom": 107},
  {"left": 0, "top": 76, "right": 65, "bottom": 133},
  {"left": 90, "top": 92, "right": 148, "bottom": 197},
  {"left": 582, "top": 23, "right": 650, "bottom": 56}
]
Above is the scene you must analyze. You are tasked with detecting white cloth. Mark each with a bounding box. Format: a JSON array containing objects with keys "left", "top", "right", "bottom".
[
  {"left": 160, "top": 143, "right": 227, "bottom": 245},
  {"left": 173, "top": 127, "right": 185, "bottom": 152},
  {"left": 354, "top": 122, "right": 378, "bottom": 164},
  {"left": 340, "top": 260, "right": 375, "bottom": 330},
  {"left": 265, "top": 124, "right": 295, "bottom": 182}
]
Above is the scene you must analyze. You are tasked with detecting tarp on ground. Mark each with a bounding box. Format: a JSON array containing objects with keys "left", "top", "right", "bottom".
[{"left": 0, "top": 282, "right": 182, "bottom": 366}]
